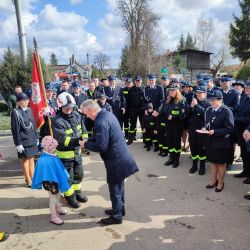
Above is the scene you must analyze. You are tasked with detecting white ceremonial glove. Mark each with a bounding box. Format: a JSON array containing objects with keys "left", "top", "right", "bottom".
[
  {"left": 37, "top": 139, "right": 40, "bottom": 145},
  {"left": 16, "top": 145, "right": 25, "bottom": 153},
  {"left": 43, "top": 106, "right": 51, "bottom": 116}
]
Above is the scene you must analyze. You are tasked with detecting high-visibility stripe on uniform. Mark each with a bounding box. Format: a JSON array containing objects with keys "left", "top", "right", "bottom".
[
  {"left": 160, "top": 123, "right": 166, "bottom": 126},
  {"left": 77, "top": 125, "right": 81, "bottom": 130},
  {"left": 191, "top": 155, "right": 199, "bottom": 160},
  {"left": 162, "top": 146, "right": 168, "bottom": 150},
  {"left": 82, "top": 133, "right": 88, "bottom": 139},
  {"left": 169, "top": 148, "right": 181, "bottom": 153},
  {"left": 171, "top": 110, "right": 180, "bottom": 115},
  {"left": 124, "top": 127, "right": 129, "bottom": 131},
  {"left": 159, "top": 144, "right": 163, "bottom": 148},
  {"left": 150, "top": 122, "right": 154, "bottom": 125},
  {"left": 65, "top": 129, "right": 73, "bottom": 135},
  {"left": 123, "top": 91, "right": 129, "bottom": 94},
  {"left": 56, "top": 150, "right": 75, "bottom": 159},
  {"left": 129, "top": 129, "right": 136, "bottom": 133},
  {"left": 64, "top": 136, "right": 71, "bottom": 147},
  {"left": 199, "top": 156, "right": 207, "bottom": 160},
  {"left": 64, "top": 186, "right": 74, "bottom": 196},
  {"left": 152, "top": 139, "right": 158, "bottom": 143},
  {"left": 72, "top": 183, "right": 81, "bottom": 191},
  {"left": 145, "top": 138, "right": 151, "bottom": 141}
]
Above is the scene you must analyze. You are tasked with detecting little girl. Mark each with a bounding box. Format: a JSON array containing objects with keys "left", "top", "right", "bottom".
[{"left": 32, "top": 136, "right": 70, "bottom": 225}]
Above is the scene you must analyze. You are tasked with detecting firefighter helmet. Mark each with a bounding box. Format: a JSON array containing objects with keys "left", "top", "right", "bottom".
[{"left": 57, "top": 92, "right": 76, "bottom": 108}]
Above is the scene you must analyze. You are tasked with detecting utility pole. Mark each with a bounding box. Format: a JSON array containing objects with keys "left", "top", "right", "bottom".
[
  {"left": 86, "top": 53, "right": 90, "bottom": 80},
  {"left": 13, "top": 0, "right": 27, "bottom": 66}
]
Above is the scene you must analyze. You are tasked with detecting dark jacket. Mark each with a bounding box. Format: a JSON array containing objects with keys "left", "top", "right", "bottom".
[
  {"left": 72, "top": 93, "right": 88, "bottom": 108},
  {"left": 143, "top": 85, "right": 164, "bottom": 112},
  {"left": 204, "top": 105, "right": 234, "bottom": 149},
  {"left": 221, "top": 88, "right": 239, "bottom": 114},
  {"left": 187, "top": 99, "right": 210, "bottom": 130},
  {"left": 127, "top": 86, "right": 144, "bottom": 110},
  {"left": 11, "top": 107, "right": 38, "bottom": 147},
  {"left": 52, "top": 110, "right": 87, "bottom": 161},
  {"left": 86, "top": 89, "right": 100, "bottom": 100},
  {"left": 85, "top": 109, "right": 139, "bottom": 184}
]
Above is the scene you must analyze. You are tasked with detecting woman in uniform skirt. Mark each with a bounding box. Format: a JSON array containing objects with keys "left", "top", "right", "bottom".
[
  {"left": 11, "top": 93, "right": 39, "bottom": 187},
  {"left": 197, "top": 90, "right": 234, "bottom": 192}
]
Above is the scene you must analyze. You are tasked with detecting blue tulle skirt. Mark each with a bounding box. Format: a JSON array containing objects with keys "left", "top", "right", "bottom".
[{"left": 32, "top": 153, "right": 70, "bottom": 193}]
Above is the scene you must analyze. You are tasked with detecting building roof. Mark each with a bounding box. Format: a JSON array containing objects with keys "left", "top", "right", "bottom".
[{"left": 180, "top": 49, "right": 213, "bottom": 55}]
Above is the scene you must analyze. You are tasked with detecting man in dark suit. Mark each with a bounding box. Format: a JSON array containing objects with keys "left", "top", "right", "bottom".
[
  {"left": 80, "top": 99, "right": 139, "bottom": 225},
  {"left": 71, "top": 82, "right": 88, "bottom": 113}
]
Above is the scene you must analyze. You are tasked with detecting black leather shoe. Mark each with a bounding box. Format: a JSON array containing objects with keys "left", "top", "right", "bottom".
[
  {"left": 158, "top": 150, "right": 163, "bottom": 156},
  {"left": 172, "top": 160, "right": 179, "bottom": 168},
  {"left": 243, "top": 178, "right": 250, "bottom": 184},
  {"left": 105, "top": 209, "right": 125, "bottom": 216},
  {"left": 146, "top": 146, "right": 150, "bottom": 151},
  {"left": 215, "top": 183, "right": 224, "bottom": 192},
  {"left": 199, "top": 167, "right": 205, "bottom": 176},
  {"left": 189, "top": 166, "right": 198, "bottom": 174},
  {"left": 75, "top": 191, "right": 88, "bottom": 203},
  {"left": 206, "top": 181, "right": 218, "bottom": 189},
  {"left": 100, "top": 217, "right": 123, "bottom": 225},
  {"left": 244, "top": 194, "right": 250, "bottom": 200},
  {"left": 234, "top": 171, "right": 247, "bottom": 178}
]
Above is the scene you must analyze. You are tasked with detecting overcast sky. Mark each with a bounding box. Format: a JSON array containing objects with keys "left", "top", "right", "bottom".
[{"left": 0, "top": 0, "right": 240, "bottom": 68}]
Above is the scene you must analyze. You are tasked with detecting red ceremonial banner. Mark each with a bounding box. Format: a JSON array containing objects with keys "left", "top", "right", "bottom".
[{"left": 30, "top": 52, "right": 46, "bottom": 129}]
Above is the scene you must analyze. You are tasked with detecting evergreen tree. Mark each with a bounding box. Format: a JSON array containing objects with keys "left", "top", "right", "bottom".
[
  {"left": 229, "top": 0, "right": 250, "bottom": 63},
  {"left": 119, "top": 46, "right": 130, "bottom": 77},
  {"left": 172, "top": 53, "right": 185, "bottom": 73},
  {"left": 177, "top": 34, "right": 185, "bottom": 51},
  {"left": 185, "top": 33, "right": 197, "bottom": 49},
  {"left": 50, "top": 52, "right": 58, "bottom": 65}
]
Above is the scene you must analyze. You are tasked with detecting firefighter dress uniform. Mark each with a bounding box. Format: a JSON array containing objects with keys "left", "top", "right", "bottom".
[
  {"left": 52, "top": 92, "right": 88, "bottom": 208},
  {"left": 163, "top": 84, "right": 186, "bottom": 168},
  {"left": 186, "top": 86, "right": 210, "bottom": 175}
]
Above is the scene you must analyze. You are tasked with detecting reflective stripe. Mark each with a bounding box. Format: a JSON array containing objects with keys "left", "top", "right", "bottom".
[
  {"left": 77, "top": 125, "right": 81, "bottom": 130},
  {"left": 72, "top": 183, "right": 81, "bottom": 191},
  {"left": 174, "top": 148, "right": 182, "bottom": 153},
  {"left": 82, "top": 133, "right": 88, "bottom": 139},
  {"left": 150, "top": 122, "right": 154, "bottom": 125},
  {"left": 56, "top": 150, "right": 75, "bottom": 159},
  {"left": 171, "top": 110, "right": 179, "bottom": 115},
  {"left": 124, "top": 128, "right": 129, "bottom": 131},
  {"left": 192, "top": 155, "right": 199, "bottom": 160},
  {"left": 64, "top": 136, "right": 71, "bottom": 147},
  {"left": 64, "top": 186, "right": 74, "bottom": 196},
  {"left": 160, "top": 123, "right": 166, "bottom": 126},
  {"left": 129, "top": 130, "right": 136, "bottom": 133},
  {"left": 159, "top": 144, "right": 163, "bottom": 148},
  {"left": 123, "top": 91, "right": 129, "bottom": 94},
  {"left": 65, "top": 129, "right": 73, "bottom": 135},
  {"left": 169, "top": 148, "right": 175, "bottom": 152},
  {"left": 145, "top": 138, "right": 151, "bottom": 141},
  {"left": 152, "top": 140, "right": 157, "bottom": 143},
  {"left": 199, "top": 156, "right": 207, "bottom": 160},
  {"left": 162, "top": 146, "right": 168, "bottom": 150}
]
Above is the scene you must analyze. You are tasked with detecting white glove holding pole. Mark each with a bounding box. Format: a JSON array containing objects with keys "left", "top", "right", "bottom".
[{"left": 16, "top": 145, "right": 25, "bottom": 153}]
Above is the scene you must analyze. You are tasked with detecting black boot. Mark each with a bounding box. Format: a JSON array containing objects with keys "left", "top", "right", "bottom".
[
  {"left": 65, "top": 193, "right": 81, "bottom": 208},
  {"left": 172, "top": 154, "right": 180, "bottom": 168},
  {"left": 158, "top": 149, "right": 163, "bottom": 156},
  {"left": 146, "top": 146, "right": 150, "bottom": 151},
  {"left": 164, "top": 153, "right": 174, "bottom": 166},
  {"left": 154, "top": 144, "right": 159, "bottom": 152},
  {"left": 199, "top": 160, "right": 206, "bottom": 175},
  {"left": 189, "top": 160, "right": 198, "bottom": 174},
  {"left": 161, "top": 150, "right": 168, "bottom": 157},
  {"left": 127, "top": 134, "right": 133, "bottom": 145},
  {"left": 75, "top": 190, "right": 88, "bottom": 203}
]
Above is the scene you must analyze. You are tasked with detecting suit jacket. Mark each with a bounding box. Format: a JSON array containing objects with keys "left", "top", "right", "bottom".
[
  {"left": 143, "top": 85, "right": 164, "bottom": 112},
  {"left": 85, "top": 109, "right": 139, "bottom": 184}
]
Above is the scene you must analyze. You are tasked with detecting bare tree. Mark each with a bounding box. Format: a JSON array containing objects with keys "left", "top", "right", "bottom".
[
  {"left": 117, "top": 0, "right": 159, "bottom": 75},
  {"left": 196, "top": 17, "right": 215, "bottom": 51},
  {"left": 210, "top": 34, "right": 231, "bottom": 77},
  {"left": 94, "top": 53, "right": 110, "bottom": 73}
]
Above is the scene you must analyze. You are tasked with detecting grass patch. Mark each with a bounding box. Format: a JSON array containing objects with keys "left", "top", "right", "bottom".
[{"left": 0, "top": 111, "right": 11, "bottom": 130}]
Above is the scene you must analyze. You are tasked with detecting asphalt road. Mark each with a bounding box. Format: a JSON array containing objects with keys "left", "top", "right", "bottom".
[{"left": 0, "top": 135, "right": 250, "bottom": 250}]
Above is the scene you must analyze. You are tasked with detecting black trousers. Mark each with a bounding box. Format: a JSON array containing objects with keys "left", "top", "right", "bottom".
[
  {"left": 129, "top": 108, "right": 143, "bottom": 137},
  {"left": 61, "top": 157, "right": 83, "bottom": 187},
  {"left": 108, "top": 181, "right": 125, "bottom": 220},
  {"left": 158, "top": 127, "right": 166, "bottom": 151},
  {"left": 85, "top": 118, "right": 94, "bottom": 136},
  {"left": 145, "top": 127, "right": 154, "bottom": 146},
  {"left": 189, "top": 129, "right": 206, "bottom": 161},
  {"left": 123, "top": 111, "right": 130, "bottom": 137},
  {"left": 166, "top": 123, "right": 183, "bottom": 155},
  {"left": 238, "top": 134, "right": 250, "bottom": 177}
]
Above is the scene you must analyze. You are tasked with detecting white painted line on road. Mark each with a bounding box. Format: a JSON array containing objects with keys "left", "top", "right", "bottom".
[
  {"left": 157, "top": 176, "right": 167, "bottom": 179},
  {"left": 0, "top": 169, "right": 21, "bottom": 172},
  {"left": 153, "top": 198, "right": 165, "bottom": 202}
]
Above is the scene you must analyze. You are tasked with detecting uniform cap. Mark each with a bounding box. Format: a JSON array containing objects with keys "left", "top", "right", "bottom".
[{"left": 16, "top": 93, "right": 29, "bottom": 102}]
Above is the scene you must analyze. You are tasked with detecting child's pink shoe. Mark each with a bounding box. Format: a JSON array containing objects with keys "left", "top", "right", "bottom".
[
  {"left": 50, "top": 213, "right": 64, "bottom": 225},
  {"left": 56, "top": 203, "right": 68, "bottom": 215}
]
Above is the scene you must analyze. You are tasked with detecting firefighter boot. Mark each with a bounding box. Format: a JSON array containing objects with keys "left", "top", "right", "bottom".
[
  {"left": 189, "top": 160, "right": 198, "bottom": 174},
  {"left": 199, "top": 160, "right": 206, "bottom": 175},
  {"left": 65, "top": 193, "right": 81, "bottom": 208},
  {"left": 172, "top": 153, "right": 180, "bottom": 168},
  {"left": 164, "top": 153, "right": 174, "bottom": 166},
  {"left": 75, "top": 190, "right": 88, "bottom": 203}
]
